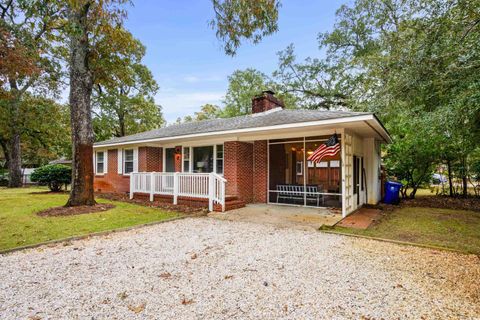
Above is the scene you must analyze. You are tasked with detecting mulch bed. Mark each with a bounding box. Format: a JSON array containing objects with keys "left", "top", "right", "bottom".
[
  {"left": 37, "top": 203, "right": 115, "bottom": 217},
  {"left": 97, "top": 193, "right": 208, "bottom": 215},
  {"left": 401, "top": 196, "right": 480, "bottom": 212},
  {"left": 367, "top": 196, "right": 480, "bottom": 212}
]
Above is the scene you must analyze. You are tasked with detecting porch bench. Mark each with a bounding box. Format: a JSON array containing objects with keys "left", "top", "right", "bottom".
[{"left": 276, "top": 184, "right": 323, "bottom": 206}]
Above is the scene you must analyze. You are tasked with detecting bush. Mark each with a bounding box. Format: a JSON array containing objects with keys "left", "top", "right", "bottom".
[{"left": 31, "top": 165, "right": 71, "bottom": 192}]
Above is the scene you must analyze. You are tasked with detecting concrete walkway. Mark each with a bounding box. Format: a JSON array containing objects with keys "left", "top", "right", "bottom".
[
  {"left": 209, "top": 204, "right": 342, "bottom": 230},
  {"left": 336, "top": 208, "right": 382, "bottom": 229}
]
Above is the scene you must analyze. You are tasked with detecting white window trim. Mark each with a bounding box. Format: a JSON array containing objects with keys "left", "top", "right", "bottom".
[
  {"left": 117, "top": 148, "right": 123, "bottom": 174},
  {"left": 179, "top": 144, "right": 224, "bottom": 175},
  {"left": 95, "top": 150, "right": 107, "bottom": 175},
  {"left": 215, "top": 144, "right": 224, "bottom": 175},
  {"left": 122, "top": 148, "right": 137, "bottom": 175}
]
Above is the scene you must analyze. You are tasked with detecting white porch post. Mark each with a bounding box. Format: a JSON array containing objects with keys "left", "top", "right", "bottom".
[
  {"left": 173, "top": 172, "right": 179, "bottom": 205},
  {"left": 129, "top": 173, "right": 134, "bottom": 199},
  {"left": 150, "top": 172, "right": 155, "bottom": 201},
  {"left": 340, "top": 128, "right": 346, "bottom": 218}
]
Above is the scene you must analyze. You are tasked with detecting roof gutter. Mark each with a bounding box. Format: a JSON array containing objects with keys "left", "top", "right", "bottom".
[{"left": 94, "top": 114, "right": 391, "bottom": 148}]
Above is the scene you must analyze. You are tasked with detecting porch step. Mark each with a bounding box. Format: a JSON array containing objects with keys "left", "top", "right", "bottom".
[
  {"left": 225, "top": 195, "right": 238, "bottom": 202},
  {"left": 213, "top": 198, "right": 246, "bottom": 212}
]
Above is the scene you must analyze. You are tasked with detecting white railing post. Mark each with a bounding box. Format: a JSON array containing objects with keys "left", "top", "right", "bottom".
[
  {"left": 129, "top": 173, "right": 134, "bottom": 199},
  {"left": 208, "top": 173, "right": 214, "bottom": 212},
  {"left": 221, "top": 181, "right": 226, "bottom": 212},
  {"left": 173, "top": 172, "right": 179, "bottom": 205},
  {"left": 150, "top": 172, "right": 155, "bottom": 201}
]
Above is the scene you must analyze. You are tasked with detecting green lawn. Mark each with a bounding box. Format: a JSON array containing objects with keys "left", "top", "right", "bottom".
[
  {"left": 331, "top": 207, "right": 480, "bottom": 254},
  {"left": 0, "top": 187, "right": 180, "bottom": 252}
]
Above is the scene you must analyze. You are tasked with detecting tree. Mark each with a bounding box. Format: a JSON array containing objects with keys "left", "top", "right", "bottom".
[
  {"left": 0, "top": 0, "right": 63, "bottom": 187},
  {"left": 210, "top": 0, "right": 280, "bottom": 56},
  {"left": 0, "top": 94, "right": 71, "bottom": 169},
  {"left": 384, "top": 113, "right": 441, "bottom": 199},
  {"left": 63, "top": 0, "right": 281, "bottom": 206},
  {"left": 65, "top": 0, "right": 133, "bottom": 206},
  {"left": 273, "top": 44, "right": 348, "bottom": 109},
  {"left": 222, "top": 68, "right": 295, "bottom": 117},
  {"left": 273, "top": 0, "right": 480, "bottom": 197},
  {"left": 182, "top": 104, "right": 222, "bottom": 122},
  {"left": 92, "top": 30, "right": 164, "bottom": 141},
  {"left": 223, "top": 68, "right": 268, "bottom": 117}
]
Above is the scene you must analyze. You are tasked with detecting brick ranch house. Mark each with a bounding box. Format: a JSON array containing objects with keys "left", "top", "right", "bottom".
[{"left": 93, "top": 91, "right": 391, "bottom": 216}]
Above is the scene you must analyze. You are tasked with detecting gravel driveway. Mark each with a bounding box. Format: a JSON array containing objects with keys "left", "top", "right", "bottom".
[{"left": 1, "top": 218, "right": 479, "bottom": 319}]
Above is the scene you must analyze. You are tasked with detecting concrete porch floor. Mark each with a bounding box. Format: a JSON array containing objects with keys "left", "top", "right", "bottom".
[{"left": 208, "top": 204, "right": 342, "bottom": 231}]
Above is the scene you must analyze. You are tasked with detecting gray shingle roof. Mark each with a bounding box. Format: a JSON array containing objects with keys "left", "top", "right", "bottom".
[{"left": 95, "top": 109, "right": 370, "bottom": 146}]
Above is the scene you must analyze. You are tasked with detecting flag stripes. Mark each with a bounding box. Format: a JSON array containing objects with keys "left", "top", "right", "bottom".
[{"left": 307, "top": 133, "right": 341, "bottom": 163}]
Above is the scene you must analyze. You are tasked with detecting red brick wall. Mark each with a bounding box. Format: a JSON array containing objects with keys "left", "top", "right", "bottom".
[
  {"left": 224, "top": 141, "right": 254, "bottom": 203},
  {"left": 94, "top": 149, "right": 130, "bottom": 193},
  {"left": 253, "top": 140, "right": 268, "bottom": 203},
  {"left": 139, "top": 147, "right": 163, "bottom": 172},
  {"left": 94, "top": 147, "right": 163, "bottom": 194}
]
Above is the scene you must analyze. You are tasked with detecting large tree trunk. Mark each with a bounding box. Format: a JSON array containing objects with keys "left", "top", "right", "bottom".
[
  {"left": 7, "top": 132, "right": 22, "bottom": 187},
  {"left": 7, "top": 80, "right": 22, "bottom": 188},
  {"left": 66, "top": 2, "right": 96, "bottom": 207}
]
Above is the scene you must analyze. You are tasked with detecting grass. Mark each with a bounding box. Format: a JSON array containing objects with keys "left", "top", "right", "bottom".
[
  {"left": 331, "top": 206, "right": 480, "bottom": 254},
  {"left": 0, "top": 187, "right": 181, "bottom": 252}
]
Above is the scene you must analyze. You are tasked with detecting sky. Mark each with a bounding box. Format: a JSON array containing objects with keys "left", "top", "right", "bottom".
[{"left": 124, "top": 0, "right": 345, "bottom": 123}]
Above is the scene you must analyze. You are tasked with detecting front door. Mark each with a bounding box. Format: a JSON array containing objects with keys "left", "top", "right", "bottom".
[
  {"left": 353, "top": 155, "right": 363, "bottom": 205},
  {"left": 165, "top": 148, "right": 175, "bottom": 172}
]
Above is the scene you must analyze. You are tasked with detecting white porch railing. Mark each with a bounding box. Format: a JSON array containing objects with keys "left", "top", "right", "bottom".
[{"left": 130, "top": 172, "right": 226, "bottom": 212}]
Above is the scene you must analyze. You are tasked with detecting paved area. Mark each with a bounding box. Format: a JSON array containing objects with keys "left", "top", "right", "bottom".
[
  {"left": 209, "top": 204, "right": 342, "bottom": 230},
  {"left": 336, "top": 208, "right": 383, "bottom": 229},
  {"left": 1, "top": 218, "right": 479, "bottom": 319}
]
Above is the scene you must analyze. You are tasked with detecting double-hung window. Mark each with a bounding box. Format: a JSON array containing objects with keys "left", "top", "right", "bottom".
[
  {"left": 183, "top": 147, "right": 191, "bottom": 172},
  {"left": 215, "top": 144, "right": 224, "bottom": 174},
  {"left": 96, "top": 151, "right": 105, "bottom": 174},
  {"left": 124, "top": 149, "right": 134, "bottom": 174}
]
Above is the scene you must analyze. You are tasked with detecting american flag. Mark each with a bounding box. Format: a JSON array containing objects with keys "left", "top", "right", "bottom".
[{"left": 307, "top": 133, "right": 340, "bottom": 163}]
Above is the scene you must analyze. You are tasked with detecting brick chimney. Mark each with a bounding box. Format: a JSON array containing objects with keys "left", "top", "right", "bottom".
[{"left": 252, "top": 90, "right": 284, "bottom": 114}]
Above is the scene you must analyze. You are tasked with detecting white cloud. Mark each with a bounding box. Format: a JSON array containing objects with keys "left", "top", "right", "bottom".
[
  {"left": 156, "top": 91, "right": 224, "bottom": 123},
  {"left": 182, "top": 74, "right": 224, "bottom": 83}
]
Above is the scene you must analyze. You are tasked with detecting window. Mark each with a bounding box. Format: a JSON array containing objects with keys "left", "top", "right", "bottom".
[
  {"left": 193, "top": 146, "right": 213, "bottom": 173},
  {"left": 96, "top": 151, "right": 105, "bottom": 174},
  {"left": 183, "top": 147, "right": 191, "bottom": 172},
  {"left": 216, "top": 144, "right": 224, "bottom": 174},
  {"left": 124, "top": 149, "right": 134, "bottom": 174}
]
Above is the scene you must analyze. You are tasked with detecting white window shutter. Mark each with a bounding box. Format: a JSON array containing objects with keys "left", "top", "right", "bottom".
[
  {"left": 93, "top": 152, "right": 96, "bottom": 174},
  {"left": 117, "top": 148, "right": 123, "bottom": 174},
  {"left": 133, "top": 148, "right": 139, "bottom": 172},
  {"left": 104, "top": 150, "right": 108, "bottom": 174}
]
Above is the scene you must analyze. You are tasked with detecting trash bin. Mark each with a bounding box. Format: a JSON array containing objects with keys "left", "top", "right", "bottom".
[{"left": 383, "top": 181, "right": 402, "bottom": 204}]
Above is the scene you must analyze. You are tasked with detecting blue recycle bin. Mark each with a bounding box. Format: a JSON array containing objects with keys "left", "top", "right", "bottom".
[{"left": 384, "top": 181, "right": 402, "bottom": 204}]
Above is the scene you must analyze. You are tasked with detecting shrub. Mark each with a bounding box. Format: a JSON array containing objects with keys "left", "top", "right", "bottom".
[{"left": 31, "top": 164, "right": 71, "bottom": 192}]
